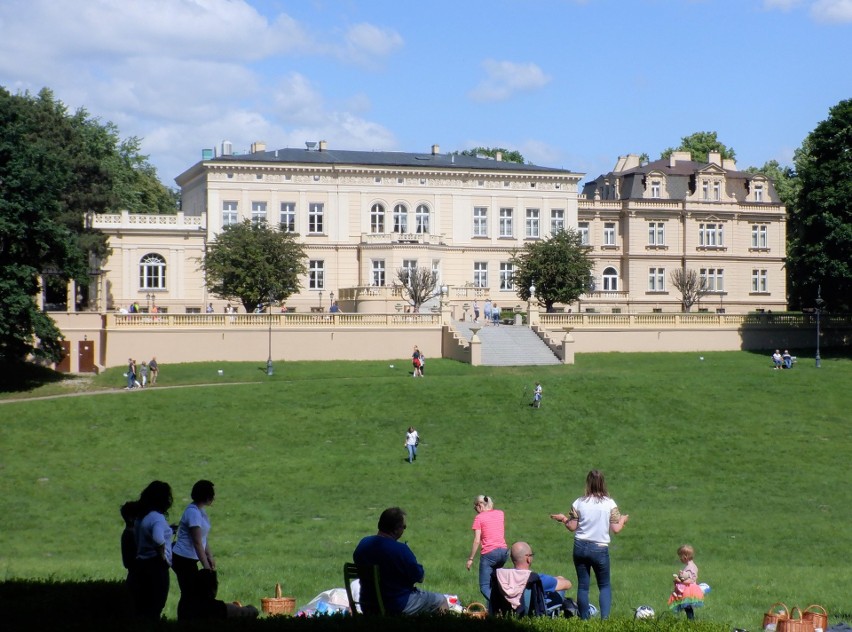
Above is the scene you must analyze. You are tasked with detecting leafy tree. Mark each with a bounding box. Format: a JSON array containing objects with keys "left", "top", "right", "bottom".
[
  {"left": 510, "top": 228, "right": 593, "bottom": 312},
  {"left": 0, "top": 87, "right": 176, "bottom": 363},
  {"left": 660, "top": 131, "right": 736, "bottom": 163},
  {"left": 670, "top": 268, "right": 710, "bottom": 312},
  {"left": 395, "top": 266, "right": 438, "bottom": 311},
  {"left": 745, "top": 159, "right": 798, "bottom": 210},
  {"left": 201, "top": 220, "right": 307, "bottom": 312},
  {"left": 787, "top": 98, "right": 852, "bottom": 311},
  {"left": 455, "top": 147, "right": 526, "bottom": 164}
]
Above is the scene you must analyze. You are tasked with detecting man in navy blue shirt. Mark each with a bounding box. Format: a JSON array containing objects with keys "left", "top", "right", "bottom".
[{"left": 353, "top": 507, "right": 447, "bottom": 615}]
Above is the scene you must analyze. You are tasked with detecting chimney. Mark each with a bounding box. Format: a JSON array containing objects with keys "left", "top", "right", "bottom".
[
  {"left": 221, "top": 140, "right": 233, "bottom": 156},
  {"left": 251, "top": 141, "right": 266, "bottom": 154},
  {"left": 722, "top": 158, "right": 737, "bottom": 170},
  {"left": 319, "top": 140, "right": 328, "bottom": 152},
  {"left": 708, "top": 151, "right": 721, "bottom": 166},
  {"left": 431, "top": 144, "right": 440, "bottom": 155},
  {"left": 495, "top": 150, "right": 503, "bottom": 162}
]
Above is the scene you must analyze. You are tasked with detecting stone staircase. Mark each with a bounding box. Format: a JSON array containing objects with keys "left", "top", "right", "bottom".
[{"left": 451, "top": 320, "right": 561, "bottom": 366}]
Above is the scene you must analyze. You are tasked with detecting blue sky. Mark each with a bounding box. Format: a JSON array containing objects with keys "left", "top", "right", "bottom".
[{"left": 1, "top": 0, "right": 850, "bottom": 187}]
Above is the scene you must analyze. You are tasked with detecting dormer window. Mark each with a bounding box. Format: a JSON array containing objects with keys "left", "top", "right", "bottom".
[
  {"left": 755, "top": 183, "right": 764, "bottom": 202},
  {"left": 713, "top": 181, "right": 721, "bottom": 201},
  {"left": 651, "top": 180, "right": 661, "bottom": 198}
]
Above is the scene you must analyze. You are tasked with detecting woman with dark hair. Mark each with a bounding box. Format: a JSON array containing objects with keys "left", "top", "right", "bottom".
[
  {"left": 550, "top": 470, "right": 629, "bottom": 620},
  {"left": 172, "top": 480, "right": 216, "bottom": 620},
  {"left": 133, "top": 480, "right": 173, "bottom": 621}
]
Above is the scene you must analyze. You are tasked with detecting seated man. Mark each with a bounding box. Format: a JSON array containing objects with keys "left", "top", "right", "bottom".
[
  {"left": 782, "top": 349, "right": 793, "bottom": 369},
  {"left": 353, "top": 507, "right": 447, "bottom": 615},
  {"left": 492, "top": 541, "right": 572, "bottom": 615}
]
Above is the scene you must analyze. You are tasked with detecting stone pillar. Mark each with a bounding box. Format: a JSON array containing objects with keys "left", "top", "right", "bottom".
[
  {"left": 561, "top": 328, "right": 575, "bottom": 365},
  {"left": 469, "top": 327, "right": 482, "bottom": 366}
]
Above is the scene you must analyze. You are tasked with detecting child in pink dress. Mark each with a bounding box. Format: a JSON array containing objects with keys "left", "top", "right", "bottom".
[{"left": 668, "top": 544, "right": 704, "bottom": 619}]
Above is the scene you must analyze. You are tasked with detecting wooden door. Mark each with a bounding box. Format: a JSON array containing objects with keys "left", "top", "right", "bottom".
[
  {"left": 78, "top": 341, "right": 95, "bottom": 373},
  {"left": 56, "top": 341, "right": 71, "bottom": 373}
]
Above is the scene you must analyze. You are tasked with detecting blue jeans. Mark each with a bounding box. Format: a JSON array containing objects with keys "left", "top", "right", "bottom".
[
  {"left": 573, "top": 539, "right": 611, "bottom": 619},
  {"left": 478, "top": 547, "right": 508, "bottom": 602},
  {"left": 406, "top": 444, "right": 417, "bottom": 462}
]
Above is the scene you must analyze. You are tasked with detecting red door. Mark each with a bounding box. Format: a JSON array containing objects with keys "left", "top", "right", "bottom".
[
  {"left": 56, "top": 341, "right": 71, "bottom": 373},
  {"left": 78, "top": 341, "right": 95, "bottom": 373}
]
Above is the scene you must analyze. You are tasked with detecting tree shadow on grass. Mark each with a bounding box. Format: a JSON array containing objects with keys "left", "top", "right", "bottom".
[{"left": 0, "top": 361, "right": 68, "bottom": 394}]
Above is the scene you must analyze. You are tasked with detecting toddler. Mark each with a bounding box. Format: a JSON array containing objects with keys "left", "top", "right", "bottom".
[{"left": 667, "top": 544, "right": 704, "bottom": 619}]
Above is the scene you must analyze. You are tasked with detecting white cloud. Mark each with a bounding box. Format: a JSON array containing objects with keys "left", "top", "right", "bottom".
[
  {"left": 761, "top": 0, "right": 804, "bottom": 10},
  {"left": 811, "top": 0, "right": 852, "bottom": 22},
  {"left": 468, "top": 59, "right": 552, "bottom": 102},
  {"left": 343, "top": 23, "right": 404, "bottom": 60}
]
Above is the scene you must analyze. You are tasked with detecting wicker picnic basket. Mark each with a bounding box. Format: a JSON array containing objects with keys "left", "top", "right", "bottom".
[
  {"left": 764, "top": 603, "right": 790, "bottom": 629},
  {"left": 802, "top": 605, "right": 828, "bottom": 631},
  {"left": 261, "top": 583, "right": 296, "bottom": 616},
  {"left": 777, "top": 607, "right": 814, "bottom": 632},
  {"left": 465, "top": 602, "right": 487, "bottom": 619}
]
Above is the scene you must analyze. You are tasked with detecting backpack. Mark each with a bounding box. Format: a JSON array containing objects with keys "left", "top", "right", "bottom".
[{"left": 415, "top": 435, "right": 420, "bottom": 446}]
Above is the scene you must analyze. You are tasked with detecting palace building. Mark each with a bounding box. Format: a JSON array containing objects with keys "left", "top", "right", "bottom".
[{"left": 87, "top": 143, "right": 786, "bottom": 316}]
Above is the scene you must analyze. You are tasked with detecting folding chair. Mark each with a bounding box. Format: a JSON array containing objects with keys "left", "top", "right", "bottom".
[{"left": 343, "top": 562, "right": 385, "bottom": 615}]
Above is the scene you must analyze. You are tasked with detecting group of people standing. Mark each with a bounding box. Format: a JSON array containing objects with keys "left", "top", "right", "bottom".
[
  {"left": 121, "top": 480, "right": 258, "bottom": 622},
  {"left": 471, "top": 299, "right": 502, "bottom": 325},
  {"left": 125, "top": 357, "right": 158, "bottom": 389}
]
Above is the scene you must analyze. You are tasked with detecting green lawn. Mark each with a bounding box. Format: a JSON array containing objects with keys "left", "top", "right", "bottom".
[{"left": 0, "top": 352, "right": 849, "bottom": 627}]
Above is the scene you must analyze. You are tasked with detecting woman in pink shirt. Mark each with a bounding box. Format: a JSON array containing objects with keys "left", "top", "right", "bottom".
[{"left": 465, "top": 495, "right": 508, "bottom": 603}]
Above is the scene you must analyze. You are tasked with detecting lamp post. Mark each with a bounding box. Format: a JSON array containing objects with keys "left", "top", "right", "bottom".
[
  {"left": 528, "top": 283, "right": 536, "bottom": 327},
  {"left": 145, "top": 293, "right": 153, "bottom": 312},
  {"left": 329, "top": 291, "right": 334, "bottom": 310},
  {"left": 815, "top": 285, "right": 824, "bottom": 368},
  {"left": 267, "top": 291, "right": 274, "bottom": 376},
  {"left": 319, "top": 291, "right": 323, "bottom": 311}
]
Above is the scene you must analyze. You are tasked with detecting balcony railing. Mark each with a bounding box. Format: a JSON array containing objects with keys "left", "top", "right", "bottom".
[{"left": 108, "top": 312, "right": 442, "bottom": 328}]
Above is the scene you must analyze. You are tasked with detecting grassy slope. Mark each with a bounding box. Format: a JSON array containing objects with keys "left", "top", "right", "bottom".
[{"left": 0, "top": 353, "right": 849, "bottom": 627}]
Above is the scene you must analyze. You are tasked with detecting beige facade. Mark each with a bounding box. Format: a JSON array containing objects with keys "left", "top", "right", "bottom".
[
  {"left": 578, "top": 152, "right": 787, "bottom": 313},
  {"left": 87, "top": 144, "right": 785, "bottom": 317}
]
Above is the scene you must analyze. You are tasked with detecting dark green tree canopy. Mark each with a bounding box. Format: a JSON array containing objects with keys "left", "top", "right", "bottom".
[
  {"left": 660, "top": 131, "right": 736, "bottom": 163},
  {"left": 788, "top": 98, "right": 852, "bottom": 311},
  {"left": 201, "top": 220, "right": 308, "bottom": 313},
  {"left": 0, "top": 86, "right": 176, "bottom": 362},
  {"left": 510, "top": 228, "right": 594, "bottom": 312},
  {"left": 455, "top": 147, "right": 526, "bottom": 164}
]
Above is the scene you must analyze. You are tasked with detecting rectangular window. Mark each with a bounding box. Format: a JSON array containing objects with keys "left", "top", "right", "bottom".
[
  {"left": 309, "top": 260, "right": 324, "bottom": 290},
  {"left": 222, "top": 201, "right": 238, "bottom": 227},
  {"left": 432, "top": 259, "right": 441, "bottom": 285},
  {"left": 499, "top": 208, "right": 513, "bottom": 237},
  {"left": 402, "top": 259, "right": 417, "bottom": 282},
  {"left": 751, "top": 224, "right": 768, "bottom": 249},
  {"left": 500, "top": 263, "right": 514, "bottom": 290},
  {"left": 280, "top": 202, "right": 295, "bottom": 232},
  {"left": 550, "top": 209, "right": 564, "bottom": 234},
  {"left": 700, "top": 268, "right": 725, "bottom": 292},
  {"left": 578, "top": 222, "right": 590, "bottom": 245},
  {"left": 393, "top": 205, "right": 408, "bottom": 233},
  {"left": 702, "top": 181, "right": 709, "bottom": 200},
  {"left": 308, "top": 203, "right": 324, "bottom": 234},
  {"left": 370, "top": 205, "right": 385, "bottom": 234},
  {"left": 603, "top": 222, "right": 616, "bottom": 246},
  {"left": 473, "top": 262, "right": 488, "bottom": 288},
  {"left": 525, "top": 208, "right": 540, "bottom": 238},
  {"left": 473, "top": 207, "right": 488, "bottom": 237},
  {"left": 372, "top": 260, "right": 385, "bottom": 286},
  {"left": 415, "top": 205, "right": 430, "bottom": 234},
  {"left": 648, "top": 222, "right": 665, "bottom": 246},
  {"left": 648, "top": 267, "right": 665, "bottom": 291},
  {"left": 752, "top": 269, "right": 768, "bottom": 293},
  {"left": 699, "top": 223, "right": 724, "bottom": 247},
  {"left": 251, "top": 201, "right": 267, "bottom": 225},
  {"left": 651, "top": 180, "right": 661, "bottom": 198},
  {"left": 713, "top": 181, "right": 721, "bottom": 201},
  {"left": 755, "top": 184, "right": 764, "bottom": 202}
]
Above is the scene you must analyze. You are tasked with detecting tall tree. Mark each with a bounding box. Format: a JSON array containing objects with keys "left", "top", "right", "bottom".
[
  {"left": 510, "top": 228, "right": 593, "bottom": 312},
  {"left": 395, "top": 266, "right": 438, "bottom": 311},
  {"left": 455, "top": 147, "right": 526, "bottom": 164},
  {"left": 0, "top": 87, "right": 176, "bottom": 363},
  {"left": 660, "top": 131, "right": 736, "bottom": 163},
  {"left": 670, "top": 268, "right": 710, "bottom": 312},
  {"left": 201, "top": 220, "right": 307, "bottom": 313},
  {"left": 787, "top": 98, "right": 852, "bottom": 312}
]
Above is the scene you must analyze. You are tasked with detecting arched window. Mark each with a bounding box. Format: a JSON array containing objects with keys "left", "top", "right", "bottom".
[
  {"left": 393, "top": 203, "right": 408, "bottom": 233},
  {"left": 370, "top": 203, "right": 385, "bottom": 234},
  {"left": 602, "top": 266, "right": 618, "bottom": 291},
  {"left": 140, "top": 253, "right": 166, "bottom": 289},
  {"left": 415, "top": 204, "right": 430, "bottom": 234}
]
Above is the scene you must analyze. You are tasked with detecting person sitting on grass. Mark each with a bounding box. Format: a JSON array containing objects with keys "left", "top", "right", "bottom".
[
  {"left": 179, "top": 568, "right": 258, "bottom": 621},
  {"left": 353, "top": 507, "right": 447, "bottom": 615},
  {"left": 494, "top": 541, "right": 573, "bottom": 613},
  {"left": 772, "top": 350, "right": 783, "bottom": 369}
]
